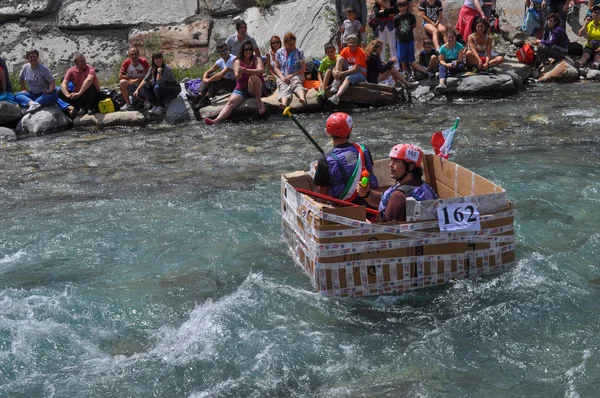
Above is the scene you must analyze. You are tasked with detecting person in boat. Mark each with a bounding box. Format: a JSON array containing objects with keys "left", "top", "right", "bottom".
[
  {"left": 312, "top": 112, "right": 379, "bottom": 206},
  {"left": 356, "top": 143, "right": 438, "bottom": 222}
]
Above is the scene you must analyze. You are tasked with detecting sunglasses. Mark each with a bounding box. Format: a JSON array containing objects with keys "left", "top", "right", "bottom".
[
  {"left": 271, "top": 41, "right": 281, "bottom": 45},
  {"left": 243, "top": 48, "right": 254, "bottom": 52},
  {"left": 218, "top": 49, "right": 228, "bottom": 53}
]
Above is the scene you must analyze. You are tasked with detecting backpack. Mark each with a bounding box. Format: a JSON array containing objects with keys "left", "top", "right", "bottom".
[
  {"left": 516, "top": 43, "right": 536, "bottom": 65},
  {"left": 100, "top": 88, "right": 126, "bottom": 109},
  {"left": 304, "top": 60, "right": 319, "bottom": 81},
  {"left": 522, "top": 7, "right": 541, "bottom": 37},
  {"left": 368, "top": 6, "right": 378, "bottom": 30},
  {"left": 184, "top": 78, "right": 203, "bottom": 96},
  {"left": 490, "top": 9, "right": 500, "bottom": 33}
]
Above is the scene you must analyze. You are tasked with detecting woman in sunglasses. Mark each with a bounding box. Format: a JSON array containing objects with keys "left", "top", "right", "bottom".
[
  {"left": 205, "top": 40, "right": 266, "bottom": 125},
  {"left": 266, "top": 35, "right": 282, "bottom": 77}
]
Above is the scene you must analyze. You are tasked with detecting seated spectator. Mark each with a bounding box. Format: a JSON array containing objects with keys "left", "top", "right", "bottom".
[
  {"left": 226, "top": 20, "right": 261, "bottom": 58},
  {"left": 328, "top": 34, "right": 367, "bottom": 105},
  {"left": 365, "top": 39, "right": 416, "bottom": 90},
  {"left": 356, "top": 144, "right": 438, "bottom": 222},
  {"left": 119, "top": 47, "right": 150, "bottom": 111},
  {"left": 437, "top": 29, "right": 466, "bottom": 89},
  {"left": 134, "top": 53, "right": 180, "bottom": 115},
  {"left": 265, "top": 35, "right": 282, "bottom": 78},
  {"left": 456, "top": 0, "right": 486, "bottom": 42},
  {"left": 419, "top": 0, "right": 447, "bottom": 50},
  {"left": 204, "top": 40, "right": 266, "bottom": 125},
  {"left": 274, "top": 32, "right": 307, "bottom": 108},
  {"left": 317, "top": 43, "right": 341, "bottom": 99},
  {"left": 15, "top": 49, "right": 58, "bottom": 114},
  {"left": 465, "top": 18, "right": 504, "bottom": 71},
  {"left": 534, "top": 13, "right": 569, "bottom": 71},
  {"left": 411, "top": 39, "right": 439, "bottom": 79},
  {"left": 0, "top": 56, "right": 11, "bottom": 93},
  {"left": 194, "top": 43, "right": 237, "bottom": 109},
  {"left": 59, "top": 53, "right": 102, "bottom": 116},
  {"left": 576, "top": 5, "right": 600, "bottom": 69}
]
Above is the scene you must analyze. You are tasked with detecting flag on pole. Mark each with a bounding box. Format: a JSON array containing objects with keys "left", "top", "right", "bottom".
[{"left": 431, "top": 117, "right": 459, "bottom": 159}]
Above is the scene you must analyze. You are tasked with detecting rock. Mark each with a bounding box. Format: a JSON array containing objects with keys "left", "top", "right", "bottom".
[
  {"left": 165, "top": 97, "right": 190, "bottom": 124},
  {"left": 538, "top": 60, "right": 580, "bottom": 83},
  {"left": 499, "top": 60, "right": 532, "bottom": 82},
  {"left": 0, "top": 22, "right": 125, "bottom": 82},
  {"left": 453, "top": 73, "right": 517, "bottom": 95},
  {"left": 502, "top": 69, "right": 524, "bottom": 90},
  {"left": 73, "top": 111, "right": 146, "bottom": 128},
  {"left": 0, "top": 101, "right": 22, "bottom": 125},
  {"left": 586, "top": 69, "right": 600, "bottom": 81},
  {"left": 58, "top": 0, "right": 198, "bottom": 29},
  {"left": 17, "top": 104, "right": 71, "bottom": 136},
  {"left": 263, "top": 88, "right": 323, "bottom": 113},
  {"left": 129, "top": 21, "right": 211, "bottom": 68},
  {"left": 209, "top": 0, "right": 284, "bottom": 16},
  {"left": 337, "top": 83, "right": 397, "bottom": 106},
  {"left": 412, "top": 85, "right": 435, "bottom": 101},
  {"left": 0, "top": 127, "right": 17, "bottom": 141},
  {"left": 0, "top": 0, "right": 60, "bottom": 23}
]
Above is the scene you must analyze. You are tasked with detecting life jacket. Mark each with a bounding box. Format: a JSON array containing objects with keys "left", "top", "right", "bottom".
[
  {"left": 326, "top": 143, "right": 378, "bottom": 201},
  {"left": 379, "top": 181, "right": 438, "bottom": 218}
]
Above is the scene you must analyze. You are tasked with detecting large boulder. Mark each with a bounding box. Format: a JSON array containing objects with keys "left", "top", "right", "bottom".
[
  {"left": 538, "top": 60, "right": 580, "bottom": 83},
  {"left": 0, "top": 101, "right": 22, "bottom": 125},
  {"left": 0, "top": 127, "right": 17, "bottom": 141},
  {"left": 452, "top": 73, "right": 517, "bottom": 95},
  {"left": 73, "top": 111, "right": 146, "bottom": 128},
  {"left": 499, "top": 60, "right": 532, "bottom": 82},
  {"left": 16, "top": 104, "right": 71, "bottom": 136},
  {"left": 129, "top": 21, "right": 211, "bottom": 68},
  {"left": 165, "top": 97, "right": 191, "bottom": 124},
  {"left": 57, "top": 0, "right": 198, "bottom": 29},
  {"left": 0, "top": 0, "right": 60, "bottom": 23},
  {"left": 209, "top": 0, "right": 285, "bottom": 16},
  {"left": 586, "top": 69, "right": 600, "bottom": 81}
]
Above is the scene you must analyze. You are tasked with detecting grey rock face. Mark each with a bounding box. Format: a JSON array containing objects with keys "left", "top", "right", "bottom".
[
  {"left": 454, "top": 74, "right": 516, "bottom": 94},
  {"left": 165, "top": 97, "right": 190, "bottom": 124},
  {"left": 0, "top": 0, "right": 60, "bottom": 23},
  {"left": 0, "top": 101, "right": 23, "bottom": 125},
  {"left": 586, "top": 69, "right": 600, "bottom": 81},
  {"left": 17, "top": 104, "right": 71, "bottom": 135},
  {"left": 0, "top": 127, "right": 17, "bottom": 141},
  {"left": 208, "top": 0, "right": 283, "bottom": 16},
  {"left": 58, "top": 0, "right": 198, "bottom": 29}
]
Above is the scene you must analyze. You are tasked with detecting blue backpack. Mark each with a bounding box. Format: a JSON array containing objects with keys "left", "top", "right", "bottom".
[{"left": 522, "top": 7, "right": 541, "bottom": 37}]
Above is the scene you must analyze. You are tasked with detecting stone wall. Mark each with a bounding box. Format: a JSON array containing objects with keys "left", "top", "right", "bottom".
[{"left": 0, "top": 0, "right": 591, "bottom": 82}]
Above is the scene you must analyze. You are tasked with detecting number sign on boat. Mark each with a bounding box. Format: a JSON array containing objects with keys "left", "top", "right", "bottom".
[{"left": 437, "top": 202, "right": 481, "bottom": 232}]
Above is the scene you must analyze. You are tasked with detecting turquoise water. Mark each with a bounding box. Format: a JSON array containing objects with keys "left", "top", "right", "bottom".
[{"left": 1, "top": 83, "right": 600, "bottom": 397}]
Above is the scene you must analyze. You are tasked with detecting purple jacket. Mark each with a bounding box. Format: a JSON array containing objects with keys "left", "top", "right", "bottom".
[{"left": 540, "top": 25, "right": 569, "bottom": 52}]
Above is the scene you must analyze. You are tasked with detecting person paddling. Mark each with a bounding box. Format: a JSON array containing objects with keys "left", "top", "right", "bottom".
[
  {"left": 312, "top": 112, "right": 378, "bottom": 207},
  {"left": 356, "top": 144, "right": 438, "bottom": 222}
]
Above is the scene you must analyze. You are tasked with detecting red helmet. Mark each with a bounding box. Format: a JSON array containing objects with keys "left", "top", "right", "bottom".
[
  {"left": 389, "top": 144, "right": 423, "bottom": 167},
  {"left": 326, "top": 112, "right": 353, "bottom": 137}
]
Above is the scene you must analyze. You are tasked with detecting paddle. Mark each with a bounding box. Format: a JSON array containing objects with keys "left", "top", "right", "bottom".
[
  {"left": 282, "top": 106, "right": 325, "bottom": 155},
  {"left": 295, "top": 187, "right": 380, "bottom": 216}
]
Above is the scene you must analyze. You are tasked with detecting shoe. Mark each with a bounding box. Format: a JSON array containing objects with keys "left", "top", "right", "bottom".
[
  {"left": 25, "top": 102, "right": 41, "bottom": 114},
  {"left": 591, "top": 62, "right": 600, "bottom": 70},
  {"left": 405, "top": 81, "right": 419, "bottom": 92},
  {"left": 86, "top": 109, "right": 94, "bottom": 115},
  {"left": 150, "top": 106, "right": 165, "bottom": 115},
  {"left": 120, "top": 103, "right": 134, "bottom": 111},
  {"left": 327, "top": 94, "right": 339, "bottom": 105},
  {"left": 436, "top": 83, "right": 447, "bottom": 90},
  {"left": 330, "top": 79, "right": 341, "bottom": 93},
  {"left": 317, "top": 90, "right": 326, "bottom": 99}
]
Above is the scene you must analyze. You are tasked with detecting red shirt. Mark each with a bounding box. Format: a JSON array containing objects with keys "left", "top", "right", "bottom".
[
  {"left": 120, "top": 58, "right": 150, "bottom": 78},
  {"left": 340, "top": 47, "right": 367, "bottom": 70},
  {"left": 64, "top": 64, "right": 100, "bottom": 92}
]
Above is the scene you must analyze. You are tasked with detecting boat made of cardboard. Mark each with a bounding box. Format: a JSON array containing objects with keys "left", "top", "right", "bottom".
[{"left": 281, "top": 154, "right": 515, "bottom": 297}]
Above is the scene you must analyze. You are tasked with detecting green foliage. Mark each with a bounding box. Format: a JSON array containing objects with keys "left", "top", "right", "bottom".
[
  {"left": 100, "top": 61, "right": 124, "bottom": 88},
  {"left": 171, "top": 65, "right": 209, "bottom": 82},
  {"left": 9, "top": 70, "right": 20, "bottom": 92},
  {"left": 256, "top": 0, "right": 274, "bottom": 9},
  {"left": 322, "top": 6, "right": 339, "bottom": 36}
]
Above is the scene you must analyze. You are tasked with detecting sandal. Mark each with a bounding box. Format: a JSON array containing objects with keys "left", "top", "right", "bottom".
[{"left": 591, "top": 62, "right": 600, "bottom": 70}]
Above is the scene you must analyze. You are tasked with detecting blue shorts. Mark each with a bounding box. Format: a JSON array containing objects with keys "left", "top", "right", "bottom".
[
  {"left": 345, "top": 71, "right": 366, "bottom": 85},
  {"left": 232, "top": 88, "right": 256, "bottom": 100},
  {"left": 397, "top": 41, "right": 415, "bottom": 63}
]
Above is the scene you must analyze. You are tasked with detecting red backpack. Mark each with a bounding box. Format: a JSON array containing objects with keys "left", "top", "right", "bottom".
[{"left": 516, "top": 44, "right": 536, "bottom": 65}]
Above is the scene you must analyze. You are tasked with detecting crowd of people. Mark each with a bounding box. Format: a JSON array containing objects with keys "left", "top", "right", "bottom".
[{"left": 1, "top": 0, "right": 599, "bottom": 124}]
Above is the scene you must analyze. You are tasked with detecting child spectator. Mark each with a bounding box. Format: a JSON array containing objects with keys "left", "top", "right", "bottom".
[
  {"left": 317, "top": 43, "right": 341, "bottom": 99},
  {"left": 373, "top": 0, "right": 398, "bottom": 63},
  {"left": 419, "top": 0, "right": 447, "bottom": 50},
  {"left": 342, "top": 6, "right": 362, "bottom": 48},
  {"left": 437, "top": 29, "right": 465, "bottom": 90},
  {"left": 411, "top": 39, "right": 439, "bottom": 79},
  {"left": 328, "top": 34, "right": 367, "bottom": 105},
  {"left": 394, "top": 1, "right": 417, "bottom": 76}
]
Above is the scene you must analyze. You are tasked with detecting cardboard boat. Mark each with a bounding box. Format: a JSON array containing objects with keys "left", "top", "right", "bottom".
[{"left": 281, "top": 154, "right": 515, "bottom": 297}]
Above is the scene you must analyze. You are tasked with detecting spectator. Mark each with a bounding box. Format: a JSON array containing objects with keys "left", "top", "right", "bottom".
[
  {"left": 194, "top": 43, "right": 237, "bottom": 109},
  {"left": 118, "top": 47, "right": 150, "bottom": 111},
  {"left": 374, "top": 0, "right": 398, "bottom": 62},
  {"left": 336, "top": 0, "right": 368, "bottom": 48},
  {"left": 274, "top": 32, "right": 307, "bottom": 108},
  {"left": 15, "top": 49, "right": 58, "bottom": 114},
  {"left": 342, "top": 6, "right": 363, "bottom": 49},
  {"left": 226, "top": 20, "right": 261, "bottom": 58},
  {"left": 456, "top": 0, "right": 486, "bottom": 42},
  {"left": 411, "top": 39, "right": 439, "bottom": 79},
  {"left": 59, "top": 53, "right": 102, "bottom": 116},
  {"left": 205, "top": 40, "right": 266, "bottom": 125},
  {"left": 365, "top": 39, "right": 416, "bottom": 90},
  {"left": 534, "top": 13, "right": 569, "bottom": 71},
  {"left": 134, "top": 53, "right": 180, "bottom": 115},
  {"left": 265, "top": 35, "right": 282, "bottom": 78},
  {"left": 465, "top": 18, "right": 505, "bottom": 71},
  {"left": 419, "top": 0, "right": 447, "bottom": 50},
  {"left": 525, "top": 0, "right": 546, "bottom": 41},
  {"left": 328, "top": 34, "right": 368, "bottom": 105},
  {"left": 0, "top": 56, "right": 11, "bottom": 93},
  {"left": 317, "top": 43, "right": 341, "bottom": 99},
  {"left": 437, "top": 29, "right": 466, "bottom": 89},
  {"left": 394, "top": 0, "right": 417, "bottom": 75},
  {"left": 543, "top": 0, "right": 568, "bottom": 40},
  {"left": 576, "top": 5, "right": 600, "bottom": 69}
]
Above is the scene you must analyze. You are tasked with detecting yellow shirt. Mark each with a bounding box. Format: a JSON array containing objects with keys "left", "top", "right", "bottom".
[{"left": 586, "top": 20, "right": 600, "bottom": 49}]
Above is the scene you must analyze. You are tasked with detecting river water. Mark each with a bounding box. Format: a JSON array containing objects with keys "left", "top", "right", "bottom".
[{"left": 1, "top": 83, "right": 599, "bottom": 397}]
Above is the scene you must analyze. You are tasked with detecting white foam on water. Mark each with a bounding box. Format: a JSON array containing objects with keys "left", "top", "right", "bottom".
[
  {"left": 562, "top": 109, "right": 596, "bottom": 117},
  {"left": 572, "top": 118, "right": 600, "bottom": 126},
  {"left": 582, "top": 183, "right": 600, "bottom": 202},
  {"left": 564, "top": 349, "right": 592, "bottom": 398},
  {"left": 0, "top": 250, "right": 27, "bottom": 266}
]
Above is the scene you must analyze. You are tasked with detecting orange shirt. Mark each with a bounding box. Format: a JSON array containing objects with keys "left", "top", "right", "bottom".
[{"left": 340, "top": 47, "right": 367, "bottom": 70}]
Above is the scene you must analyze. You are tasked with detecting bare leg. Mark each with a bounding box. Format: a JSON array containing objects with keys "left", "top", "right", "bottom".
[
  {"left": 488, "top": 56, "right": 505, "bottom": 67},
  {"left": 389, "top": 68, "right": 411, "bottom": 87},
  {"left": 428, "top": 56, "right": 439, "bottom": 72},
  {"left": 119, "top": 79, "right": 131, "bottom": 105},
  {"left": 424, "top": 24, "right": 441, "bottom": 49},
  {"left": 205, "top": 93, "right": 245, "bottom": 125},
  {"left": 411, "top": 61, "right": 428, "bottom": 74},
  {"left": 465, "top": 50, "right": 482, "bottom": 69},
  {"left": 336, "top": 78, "right": 351, "bottom": 98},
  {"left": 248, "top": 75, "right": 266, "bottom": 114}
]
